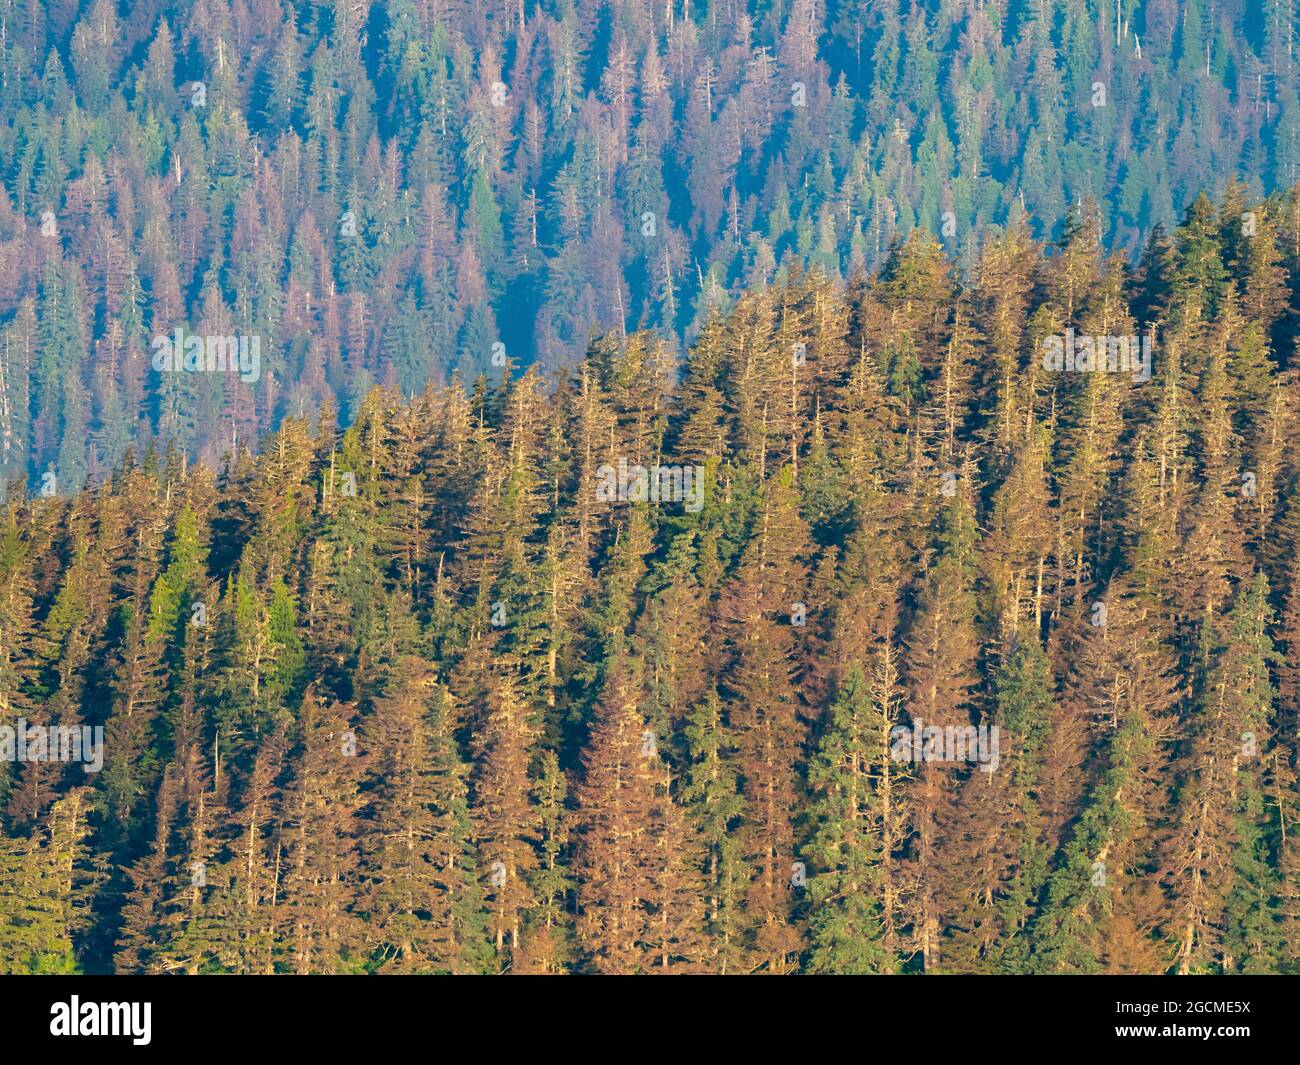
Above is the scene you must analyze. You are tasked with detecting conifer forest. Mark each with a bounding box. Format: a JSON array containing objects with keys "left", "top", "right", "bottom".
[{"left": 4, "top": 0, "right": 1300, "bottom": 980}]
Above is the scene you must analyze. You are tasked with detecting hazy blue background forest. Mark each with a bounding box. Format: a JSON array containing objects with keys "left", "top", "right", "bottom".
[{"left": 0, "top": 0, "right": 1297, "bottom": 491}]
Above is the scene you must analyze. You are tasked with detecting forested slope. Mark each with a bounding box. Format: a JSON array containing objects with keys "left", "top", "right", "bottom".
[{"left": 4, "top": 186, "right": 1300, "bottom": 973}]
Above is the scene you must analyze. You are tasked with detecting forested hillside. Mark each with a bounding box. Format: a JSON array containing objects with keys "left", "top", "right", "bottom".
[
  {"left": 1, "top": 0, "right": 1299, "bottom": 492},
  {"left": 3, "top": 184, "right": 1300, "bottom": 973}
]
